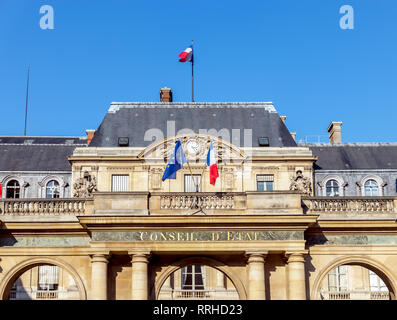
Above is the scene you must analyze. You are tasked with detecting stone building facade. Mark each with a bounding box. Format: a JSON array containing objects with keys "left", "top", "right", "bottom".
[{"left": 0, "top": 89, "right": 397, "bottom": 300}]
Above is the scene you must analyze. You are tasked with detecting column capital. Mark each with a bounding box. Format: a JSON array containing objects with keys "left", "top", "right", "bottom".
[
  {"left": 90, "top": 254, "right": 110, "bottom": 264},
  {"left": 245, "top": 251, "right": 268, "bottom": 263},
  {"left": 129, "top": 250, "right": 151, "bottom": 263},
  {"left": 285, "top": 252, "right": 307, "bottom": 264}
]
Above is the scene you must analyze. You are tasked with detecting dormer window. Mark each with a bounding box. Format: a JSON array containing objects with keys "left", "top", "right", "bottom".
[
  {"left": 364, "top": 179, "right": 379, "bottom": 196},
  {"left": 326, "top": 180, "right": 340, "bottom": 197}
]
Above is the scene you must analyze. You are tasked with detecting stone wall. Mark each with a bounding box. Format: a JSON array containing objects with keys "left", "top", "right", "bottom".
[{"left": 0, "top": 172, "right": 72, "bottom": 198}]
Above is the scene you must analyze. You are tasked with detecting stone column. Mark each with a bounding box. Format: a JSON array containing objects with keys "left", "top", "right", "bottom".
[
  {"left": 90, "top": 254, "right": 109, "bottom": 300},
  {"left": 130, "top": 252, "right": 151, "bottom": 300},
  {"left": 286, "top": 253, "right": 307, "bottom": 300},
  {"left": 246, "top": 252, "right": 267, "bottom": 300}
]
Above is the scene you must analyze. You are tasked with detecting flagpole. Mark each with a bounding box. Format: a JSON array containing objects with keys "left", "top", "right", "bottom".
[
  {"left": 191, "top": 40, "right": 194, "bottom": 102},
  {"left": 24, "top": 65, "right": 30, "bottom": 136}
]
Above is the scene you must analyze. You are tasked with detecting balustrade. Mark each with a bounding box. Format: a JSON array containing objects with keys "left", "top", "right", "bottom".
[
  {"left": 0, "top": 199, "right": 88, "bottom": 216},
  {"left": 303, "top": 197, "right": 396, "bottom": 214},
  {"left": 172, "top": 289, "right": 213, "bottom": 300},
  {"left": 322, "top": 291, "right": 389, "bottom": 300},
  {"left": 159, "top": 193, "right": 236, "bottom": 210}
]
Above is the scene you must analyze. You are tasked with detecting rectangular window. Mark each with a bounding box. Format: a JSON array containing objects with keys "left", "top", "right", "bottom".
[
  {"left": 112, "top": 175, "right": 129, "bottom": 192},
  {"left": 38, "top": 266, "right": 59, "bottom": 291},
  {"left": 369, "top": 270, "right": 388, "bottom": 292},
  {"left": 328, "top": 266, "right": 347, "bottom": 292},
  {"left": 256, "top": 175, "right": 274, "bottom": 191},
  {"left": 181, "top": 265, "right": 205, "bottom": 290},
  {"left": 184, "top": 175, "right": 201, "bottom": 192}
]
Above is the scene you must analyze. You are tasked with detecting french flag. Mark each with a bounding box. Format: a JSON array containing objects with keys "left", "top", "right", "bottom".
[
  {"left": 178, "top": 46, "right": 193, "bottom": 62},
  {"left": 206, "top": 141, "right": 219, "bottom": 186}
]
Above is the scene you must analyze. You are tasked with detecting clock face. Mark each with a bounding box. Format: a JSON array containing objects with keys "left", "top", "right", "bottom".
[{"left": 186, "top": 141, "right": 199, "bottom": 155}]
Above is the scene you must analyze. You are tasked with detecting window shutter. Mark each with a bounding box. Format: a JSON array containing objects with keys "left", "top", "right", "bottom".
[
  {"left": 38, "top": 266, "right": 59, "bottom": 285},
  {"left": 112, "top": 175, "right": 129, "bottom": 192},
  {"left": 256, "top": 175, "right": 274, "bottom": 182},
  {"left": 184, "top": 175, "right": 201, "bottom": 192}
]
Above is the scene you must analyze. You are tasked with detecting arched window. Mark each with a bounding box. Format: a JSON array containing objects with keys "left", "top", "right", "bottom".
[
  {"left": 46, "top": 180, "right": 60, "bottom": 199},
  {"left": 6, "top": 180, "right": 20, "bottom": 199},
  {"left": 364, "top": 179, "right": 379, "bottom": 196},
  {"left": 326, "top": 180, "right": 340, "bottom": 197}
]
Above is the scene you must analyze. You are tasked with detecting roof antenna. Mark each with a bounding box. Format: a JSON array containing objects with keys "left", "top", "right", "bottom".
[{"left": 24, "top": 65, "right": 30, "bottom": 136}]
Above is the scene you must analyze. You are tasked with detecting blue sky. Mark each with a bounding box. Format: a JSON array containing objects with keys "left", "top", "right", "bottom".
[{"left": 0, "top": 0, "right": 396, "bottom": 143}]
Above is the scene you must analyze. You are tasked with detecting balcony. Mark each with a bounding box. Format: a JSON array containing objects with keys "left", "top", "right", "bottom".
[
  {"left": 2, "top": 193, "right": 396, "bottom": 218},
  {"left": 302, "top": 197, "right": 397, "bottom": 215},
  {"left": 0, "top": 198, "right": 92, "bottom": 218},
  {"left": 159, "top": 289, "right": 239, "bottom": 300},
  {"left": 321, "top": 290, "right": 390, "bottom": 300}
]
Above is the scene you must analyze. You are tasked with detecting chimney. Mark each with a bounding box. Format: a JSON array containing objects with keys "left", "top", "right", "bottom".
[
  {"left": 86, "top": 129, "right": 96, "bottom": 145},
  {"left": 327, "top": 121, "right": 342, "bottom": 144},
  {"left": 160, "top": 87, "right": 173, "bottom": 102},
  {"left": 280, "top": 115, "right": 287, "bottom": 124},
  {"left": 290, "top": 132, "right": 296, "bottom": 141}
]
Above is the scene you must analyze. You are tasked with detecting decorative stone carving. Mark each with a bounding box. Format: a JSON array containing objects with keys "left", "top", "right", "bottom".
[
  {"left": 223, "top": 168, "right": 235, "bottom": 190},
  {"left": 73, "top": 171, "right": 97, "bottom": 198},
  {"left": 289, "top": 170, "right": 312, "bottom": 195},
  {"left": 138, "top": 134, "right": 246, "bottom": 164},
  {"left": 251, "top": 166, "right": 279, "bottom": 172},
  {"left": 150, "top": 168, "right": 163, "bottom": 190}
]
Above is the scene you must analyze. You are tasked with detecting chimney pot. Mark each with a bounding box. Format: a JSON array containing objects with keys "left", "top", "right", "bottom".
[
  {"left": 160, "top": 87, "right": 173, "bottom": 102},
  {"left": 86, "top": 129, "right": 96, "bottom": 145},
  {"left": 327, "top": 121, "right": 342, "bottom": 144}
]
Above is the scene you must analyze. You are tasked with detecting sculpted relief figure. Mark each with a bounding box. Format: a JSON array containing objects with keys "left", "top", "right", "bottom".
[
  {"left": 73, "top": 172, "right": 98, "bottom": 198},
  {"left": 289, "top": 170, "right": 312, "bottom": 196}
]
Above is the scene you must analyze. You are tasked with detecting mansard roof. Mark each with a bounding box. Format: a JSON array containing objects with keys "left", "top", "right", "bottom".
[
  {"left": 0, "top": 136, "right": 87, "bottom": 172},
  {"left": 300, "top": 143, "right": 397, "bottom": 170},
  {"left": 89, "top": 102, "right": 297, "bottom": 148}
]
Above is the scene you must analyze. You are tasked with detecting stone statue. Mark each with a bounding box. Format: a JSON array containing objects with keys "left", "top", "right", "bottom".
[
  {"left": 289, "top": 170, "right": 312, "bottom": 196},
  {"left": 73, "top": 172, "right": 97, "bottom": 198}
]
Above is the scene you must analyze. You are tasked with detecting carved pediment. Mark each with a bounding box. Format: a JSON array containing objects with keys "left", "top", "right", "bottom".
[{"left": 138, "top": 134, "right": 246, "bottom": 164}]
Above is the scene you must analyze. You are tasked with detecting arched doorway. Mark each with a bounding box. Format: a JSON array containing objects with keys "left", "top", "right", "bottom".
[
  {"left": 158, "top": 264, "right": 239, "bottom": 300},
  {"left": 0, "top": 257, "right": 87, "bottom": 300},
  {"left": 312, "top": 257, "right": 396, "bottom": 300}
]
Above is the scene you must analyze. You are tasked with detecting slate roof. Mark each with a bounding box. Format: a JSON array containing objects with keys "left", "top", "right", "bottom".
[
  {"left": 299, "top": 143, "right": 397, "bottom": 170},
  {"left": 89, "top": 102, "right": 297, "bottom": 148},
  {"left": 0, "top": 136, "right": 87, "bottom": 171}
]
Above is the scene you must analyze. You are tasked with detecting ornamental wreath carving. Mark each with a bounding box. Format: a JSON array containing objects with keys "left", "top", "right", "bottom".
[
  {"left": 289, "top": 170, "right": 312, "bottom": 196},
  {"left": 73, "top": 171, "right": 97, "bottom": 198}
]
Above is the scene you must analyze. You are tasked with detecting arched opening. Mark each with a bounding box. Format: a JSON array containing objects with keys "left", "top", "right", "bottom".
[
  {"left": 158, "top": 264, "right": 239, "bottom": 300},
  {"left": 0, "top": 258, "right": 87, "bottom": 300},
  {"left": 315, "top": 261, "right": 395, "bottom": 300},
  {"left": 5, "top": 264, "right": 79, "bottom": 300},
  {"left": 153, "top": 256, "right": 247, "bottom": 300}
]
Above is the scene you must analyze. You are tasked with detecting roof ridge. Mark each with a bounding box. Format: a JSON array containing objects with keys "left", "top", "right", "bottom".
[
  {"left": 299, "top": 142, "right": 397, "bottom": 146},
  {"left": 0, "top": 136, "right": 86, "bottom": 138},
  {"left": 108, "top": 102, "right": 277, "bottom": 114},
  {"left": 0, "top": 143, "right": 87, "bottom": 146}
]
